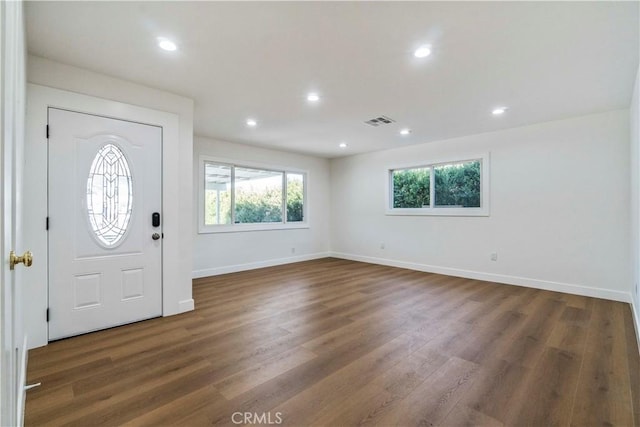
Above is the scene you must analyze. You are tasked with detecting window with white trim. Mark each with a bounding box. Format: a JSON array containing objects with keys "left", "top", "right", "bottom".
[
  {"left": 387, "top": 154, "right": 489, "bottom": 216},
  {"left": 199, "top": 157, "right": 307, "bottom": 233}
]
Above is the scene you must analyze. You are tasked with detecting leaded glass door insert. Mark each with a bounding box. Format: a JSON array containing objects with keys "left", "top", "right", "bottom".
[{"left": 86, "top": 143, "right": 133, "bottom": 247}]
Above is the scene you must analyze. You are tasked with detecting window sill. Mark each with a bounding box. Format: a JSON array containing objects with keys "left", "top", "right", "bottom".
[
  {"left": 385, "top": 208, "right": 489, "bottom": 217},
  {"left": 198, "top": 222, "right": 310, "bottom": 234}
]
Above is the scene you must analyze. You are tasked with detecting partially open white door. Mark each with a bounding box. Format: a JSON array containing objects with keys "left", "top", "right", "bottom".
[
  {"left": 1, "top": 0, "right": 27, "bottom": 425},
  {"left": 48, "top": 109, "right": 162, "bottom": 340}
]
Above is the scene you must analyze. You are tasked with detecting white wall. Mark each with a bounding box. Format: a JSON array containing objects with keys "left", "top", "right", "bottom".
[
  {"left": 331, "top": 110, "right": 631, "bottom": 302},
  {"left": 24, "top": 56, "right": 194, "bottom": 348},
  {"left": 193, "top": 136, "right": 331, "bottom": 277},
  {"left": 630, "top": 65, "right": 640, "bottom": 338}
]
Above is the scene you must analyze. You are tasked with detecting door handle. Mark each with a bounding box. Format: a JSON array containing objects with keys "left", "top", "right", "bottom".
[
  {"left": 10, "top": 250, "right": 33, "bottom": 270},
  {"left": 152, "top": 233, "right": 160, "bottom": 241}
]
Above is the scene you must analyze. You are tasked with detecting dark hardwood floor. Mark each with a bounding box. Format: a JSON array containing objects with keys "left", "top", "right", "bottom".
[{"left": 25, "top": 258, "right": 640, "bottom": 426}]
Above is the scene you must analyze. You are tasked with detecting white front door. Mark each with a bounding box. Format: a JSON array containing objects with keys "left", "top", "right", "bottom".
[{"left": 48, "top": 108, "right": 162, "bottom": 340}]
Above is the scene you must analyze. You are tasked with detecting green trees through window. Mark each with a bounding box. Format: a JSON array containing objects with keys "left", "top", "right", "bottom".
[
  {"left": 234, "top": 167, "right": 283, "bottom": 224},
  {"left": 204, "top": 162, "right": 305, "bottom": 226},
  {"left": 286, "top": 174, "right": 304, "bottom": 222},
  {"left": 434, "top": 161, "right": 481, "bottom": 208},
  {"left": 392, "top": 159, "right": 481, "bottom": 210},
  {"left": 393, "top": 167, "right": 430, "bottom": 208}
]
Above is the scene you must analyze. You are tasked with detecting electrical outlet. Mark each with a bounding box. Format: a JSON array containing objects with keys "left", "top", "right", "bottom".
[
  {"left": 380, "top": 243, "right": 385, "bottom": 250},
  {"left": 291, "top": 247, "right": 296, "bottom": 254},
  {"left": 490, "top": 252, "right": 498, "bottom": 261}
]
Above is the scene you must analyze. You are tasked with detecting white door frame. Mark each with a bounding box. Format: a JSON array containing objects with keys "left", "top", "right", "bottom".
[{"left": 24, "top": 85, "right": 190, "bottom": 349}]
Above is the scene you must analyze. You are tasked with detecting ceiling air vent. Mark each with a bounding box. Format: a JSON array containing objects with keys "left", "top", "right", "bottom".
[{"left": 364, "top": 115, "right": 396, "bottom": 127}]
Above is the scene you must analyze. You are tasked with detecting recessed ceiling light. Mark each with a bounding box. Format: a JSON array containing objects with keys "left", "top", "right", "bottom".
[
  {"left": 307, "top": 93, "right": 320, "bottom": 102},
  {"left": 246, "top": 118, "right": 257, "bottom": 127},
  {"left": 414, "top": 45, "right": 431, "bottom": 58},
  {"left": 492, "top": 107, "right": 508, "bottom": 115},
  {"left": 400, "top": 128, "right": 411, "bottom": 136},
  {"left": 158, "top": 38, "right": 177, "bottom": 52},
  {"left": 339, "top": 142, "right": 347, "bottom": 149}
]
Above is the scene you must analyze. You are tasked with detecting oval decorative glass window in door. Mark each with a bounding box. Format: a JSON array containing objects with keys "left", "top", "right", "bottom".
[{"left": 86, "top": 143, "right": 133, "bottom": 246}]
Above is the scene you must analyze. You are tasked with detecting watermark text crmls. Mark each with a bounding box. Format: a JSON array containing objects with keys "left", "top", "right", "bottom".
[{"left": 231, "top": 412, "right": 283, "bottom": 425}]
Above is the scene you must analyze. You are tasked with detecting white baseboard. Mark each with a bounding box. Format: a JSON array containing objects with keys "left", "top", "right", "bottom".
[
  {"left": 330, "top": 252, "right": 633, "bottom": 304},
  {"left": 192, "top": 252, "right": 331, "bottom": 278},
  {"left": 177, "top": 298, "right": 195, "bottom": 313},
  {"left": 632, "top": 300, "right": 640, "bottom": 355}
]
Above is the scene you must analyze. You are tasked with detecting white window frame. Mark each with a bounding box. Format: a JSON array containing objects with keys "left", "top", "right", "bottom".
[
  {"left": 386, "top": 153, "right": 490, "bottom": 217},
  {"left": 198, "top": 155, "right": 309, "bottom": 233}
]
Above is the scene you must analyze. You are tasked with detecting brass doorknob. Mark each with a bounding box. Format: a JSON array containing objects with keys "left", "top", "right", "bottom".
[{"left": 10, "top": 250, "right": 33, "bottom": 270}]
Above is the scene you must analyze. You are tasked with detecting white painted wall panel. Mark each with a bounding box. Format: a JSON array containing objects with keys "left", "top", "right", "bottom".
[{"left": 331, "top": 110, "right": 631, "bottom": 302}]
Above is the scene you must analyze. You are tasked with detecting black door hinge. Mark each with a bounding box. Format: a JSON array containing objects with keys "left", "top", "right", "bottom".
[
  {"left": 46, "top": 308, "right": 49, "bottom": 322},
  {"left": 46, "top": 217, "right": 49, "bottom": 230},
  {"left": 46, "top": 125, "right": 49, "bottom": 139}
]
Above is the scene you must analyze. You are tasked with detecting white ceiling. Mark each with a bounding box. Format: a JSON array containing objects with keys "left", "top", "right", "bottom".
[{"left": 25, "top": 1, "right": 639, "bottom": 158}]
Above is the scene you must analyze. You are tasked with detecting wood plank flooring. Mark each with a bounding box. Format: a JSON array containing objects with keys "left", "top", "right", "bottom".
[{"left": 25, "top": 258, "right": 640, "bottom": 426}]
